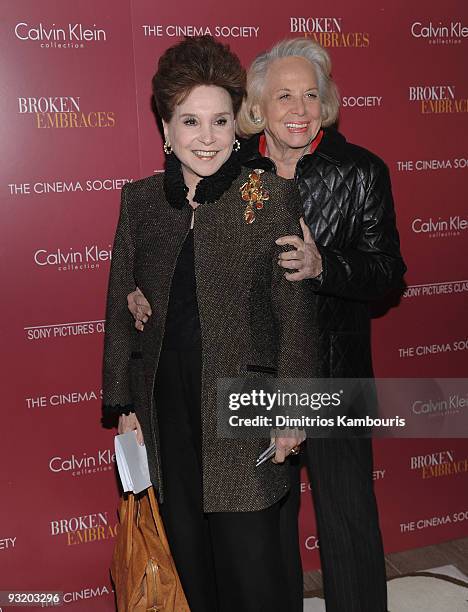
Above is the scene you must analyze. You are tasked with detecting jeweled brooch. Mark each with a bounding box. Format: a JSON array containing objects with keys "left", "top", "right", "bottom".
[{"left": 240, "top": 169, "right": 269, "bottom": 224}]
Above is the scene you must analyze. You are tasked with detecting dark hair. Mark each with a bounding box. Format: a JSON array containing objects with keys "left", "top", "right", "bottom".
[{"left": 152, "top": 35, "right": 246, "bottom": 122}]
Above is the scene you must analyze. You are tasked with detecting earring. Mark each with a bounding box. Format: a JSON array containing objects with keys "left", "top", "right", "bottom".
[
  {"left": 163, "top": 140, "right": 172, "bottom": 155},
  {"left": 233, "top": 139, "right": 241, "bottom": 152},
  {"left": 253, "top": 117, "right": 262, "bottom": 125}
]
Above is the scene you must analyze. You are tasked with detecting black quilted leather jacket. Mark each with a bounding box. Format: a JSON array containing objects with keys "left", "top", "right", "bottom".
[{"left": 241, "top": 127, "right": 407, "bottom": 377}]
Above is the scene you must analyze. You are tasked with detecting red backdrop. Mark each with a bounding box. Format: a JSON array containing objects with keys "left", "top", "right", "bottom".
[{"left": 1, "top": 0, "right": 467, "bottom": 608}]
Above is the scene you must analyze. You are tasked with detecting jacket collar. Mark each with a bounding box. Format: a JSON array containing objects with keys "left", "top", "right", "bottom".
[
  {"left": 240, "top": 127, "right": 346, "bottom": 170},
  {"left": 313, "top": 127, "right": 346, "bottom": 165},
  {"left": 164, "top": 149, "right": 242, "bottom": 209}
]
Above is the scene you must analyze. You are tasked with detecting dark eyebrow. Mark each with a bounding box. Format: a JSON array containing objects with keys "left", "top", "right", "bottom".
[{"left": 179, "top": 111, "right": 232, "bottom": 118}]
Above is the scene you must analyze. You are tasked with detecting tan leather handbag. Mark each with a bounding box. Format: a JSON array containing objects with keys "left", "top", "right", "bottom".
[{"left": 111, "top": 486, "right": 190, "bottom": 611}]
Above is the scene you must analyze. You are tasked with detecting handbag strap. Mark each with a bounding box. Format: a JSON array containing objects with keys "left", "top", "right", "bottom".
[
  {"left": 147, "top": 486, "right": 172, "bottom": 556},
  {"left": 124, "top": 493, "right": 135, "bottom": 567},
  {"left": 118, "top": 489, "right": 166, "bottom": 565}
]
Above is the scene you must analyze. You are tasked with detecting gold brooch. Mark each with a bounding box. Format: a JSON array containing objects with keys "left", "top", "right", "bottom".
[{"left": 240, "top": 169, "right": 269, "bottom": 224}]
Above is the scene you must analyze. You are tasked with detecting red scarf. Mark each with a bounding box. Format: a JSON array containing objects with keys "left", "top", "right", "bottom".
[{"left": 258, "top": 129, "right": 324, "bottom": 158}]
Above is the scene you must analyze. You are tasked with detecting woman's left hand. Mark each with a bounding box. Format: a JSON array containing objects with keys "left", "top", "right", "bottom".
[
  {"left": 272, "top": 430, "right": 306, "bottom": 464},
  {"left": 275, "top": 218, "right": 323, "bottom": 281},
  {"left": 127, "top": 287, "right": 152, "bottom": 331}
]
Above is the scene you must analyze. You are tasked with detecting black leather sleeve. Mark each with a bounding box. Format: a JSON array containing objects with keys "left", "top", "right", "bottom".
[{"left": 312, "top": 163, "right": 406, "bottom": 301}]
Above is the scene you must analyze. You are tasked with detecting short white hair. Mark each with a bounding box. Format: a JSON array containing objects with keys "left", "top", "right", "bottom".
[{"left": 237, "top": 38, "right": 340, "bottom": 137}]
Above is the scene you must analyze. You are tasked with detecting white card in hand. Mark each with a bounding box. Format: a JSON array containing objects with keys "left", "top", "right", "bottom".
[{"left": 114, "top": 431, "right": 151, "bottom": 494}]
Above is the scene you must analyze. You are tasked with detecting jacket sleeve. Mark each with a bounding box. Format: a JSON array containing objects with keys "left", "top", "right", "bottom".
[
  {"left": 311, "top": 162, "right": 406, "bottom": 301},
  {"left": 101, "top": 183, "right": 137, "bottom": 424},
  {"left": 271, "top": 189, "right": 319, "bottom": 379}
]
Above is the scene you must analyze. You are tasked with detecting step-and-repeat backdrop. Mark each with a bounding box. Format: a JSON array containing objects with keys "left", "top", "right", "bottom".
[{"left": 1, "top": 0, "right": 467, "bottom": 608}]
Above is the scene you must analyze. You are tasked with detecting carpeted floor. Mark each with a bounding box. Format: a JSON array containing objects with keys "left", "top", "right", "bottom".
[
  {"left": 304, "top": 538, "right": 468, "bottom": 612},
  {"left": 303, "top": 551, "right": 468, "bottom": 612},
  {"left": 303, "top": 537, "right": 468, "bottom": 595}
]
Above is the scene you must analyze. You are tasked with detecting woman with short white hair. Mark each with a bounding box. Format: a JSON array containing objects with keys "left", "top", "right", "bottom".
[
  {"left": 237, "top": 37, "right": 339, "bottom": 147},
  {"left": 238, "top": 37, "right": 404, "bottom": 612}
]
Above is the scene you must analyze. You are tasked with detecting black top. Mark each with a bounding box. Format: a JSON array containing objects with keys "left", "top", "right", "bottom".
[{"left": 161, "top": 229, "right": 202, "bottom": 350}]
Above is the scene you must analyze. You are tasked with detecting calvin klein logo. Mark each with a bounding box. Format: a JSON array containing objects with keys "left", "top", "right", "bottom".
[
  {"left": 15, "top": 23, "right": 107, "bottom": 42},
  {"left": 411, "top": 216, "right": 468, "bottom": 237},
  {"left": 34, "top": 245, "right": 112, "bottom": 271},
  {"left": 411, "top": 21, "right": 468, "bottom": 44}
]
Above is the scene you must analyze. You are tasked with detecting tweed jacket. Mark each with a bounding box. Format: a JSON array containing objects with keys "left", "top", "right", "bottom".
[
  {"left": 242, "top": 128, "right": 406, "bottom": 379},
  {"left": 102, "top": 167, "right": 319, "bottom": 512}
]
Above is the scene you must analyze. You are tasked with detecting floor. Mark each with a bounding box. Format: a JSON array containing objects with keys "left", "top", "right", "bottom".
[{"left": 303, "top": 537, "right": 468, "bottom": 597}]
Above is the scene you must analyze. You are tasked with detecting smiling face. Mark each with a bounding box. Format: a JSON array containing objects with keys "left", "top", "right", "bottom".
[
  {"left": 163, "top": 85, "right": 236, "bottom": 190},
  {"left": 257, "top": 56, "right": 322, "bottom": 151}
]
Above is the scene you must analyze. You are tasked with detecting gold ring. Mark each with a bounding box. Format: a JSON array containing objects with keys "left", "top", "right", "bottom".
[{"left": 289, "top": 445, "right": 301, "bottom": 456}]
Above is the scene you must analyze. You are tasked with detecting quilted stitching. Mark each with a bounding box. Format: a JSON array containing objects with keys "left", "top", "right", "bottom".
[{"left": 243, "top": 128, "right": 406, "bottom": 378}]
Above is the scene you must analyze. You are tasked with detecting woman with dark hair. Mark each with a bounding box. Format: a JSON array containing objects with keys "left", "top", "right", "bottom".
[{"left": 102, "top": 36, "right": 318, "bottom": 612}]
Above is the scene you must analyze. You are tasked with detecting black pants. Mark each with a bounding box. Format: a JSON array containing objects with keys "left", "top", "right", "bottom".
[
  {"left": 301, "top": 437, "right": 387, "bottom": 612},
  {"left": 154, "top": 349, "right": 293, "bottom": 612},
  {"left": 279, "top": 443, "right": 387, "bottom": 612}
]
